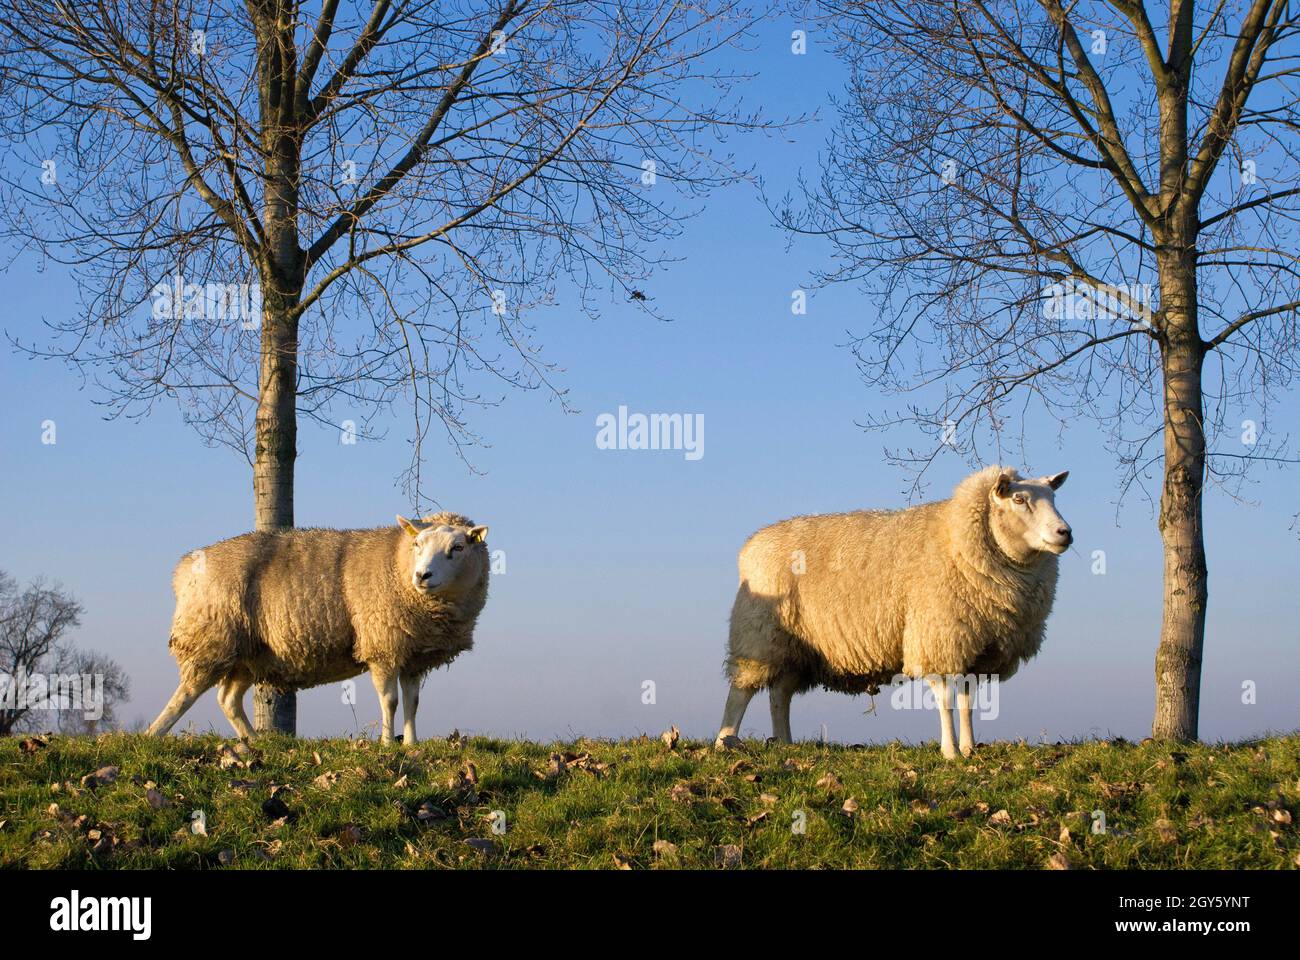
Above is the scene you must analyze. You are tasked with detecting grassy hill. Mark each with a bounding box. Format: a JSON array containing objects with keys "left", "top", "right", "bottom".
[{"left": 1, "top": 732, "right": 1297, "bottom": 869}]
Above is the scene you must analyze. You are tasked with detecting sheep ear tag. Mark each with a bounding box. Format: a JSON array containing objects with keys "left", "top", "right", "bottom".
[
  {"left": 468, "top": 525, "right": 489, "bottom": 543},
  {"left": 397, "top": 515, "right": 421, "bottom": 537}
]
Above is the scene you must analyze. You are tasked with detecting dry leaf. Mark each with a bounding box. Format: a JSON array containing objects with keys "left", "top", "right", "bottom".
[
  {"left": 653, "top": 839, "right": 678, "bottom": 860},
  {"left": 713, "top": 844, "right": 742, "bottom": 869},
  {"left": 145, "top": 787, "right": 170, "bottom": 810},
  {"left": 312, "top": 771, "right": 342, "bottom": 790},
  {"left": 1046, "top": 852, "right": 1071, "bottom": 870},
  {"left": 989, "top": 809, "right": 1013, "bottom": 826},
  {"left": 338, "top": 824, "right": 364, "bottom": 847},
  {"left": 842, "top": 797, "right": 860, "bottom": 817},
  {"left": 612, "top": 852, "right": 634, "bottom": 870},
  {"left": 464, "top": 838, "right": 497, "bottom": 857},
  {"left": 816, "top": 772, "right": 842, "bottom": 791},
  {"left": 80, "top": 766, "right": 119, "bottom": 789},
  {"left": 661, "top": 725, "right": 680, "bottom": 750}
]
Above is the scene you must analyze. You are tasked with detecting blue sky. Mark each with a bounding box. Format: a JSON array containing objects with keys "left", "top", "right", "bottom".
[{"left": 2, "top": 18, "right": 1297, "bottom": 745}]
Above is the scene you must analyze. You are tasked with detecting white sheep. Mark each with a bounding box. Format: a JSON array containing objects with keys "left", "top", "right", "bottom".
[
  {"left": 716, "top": 466, "right": 1071, "bottom": 758},
  {"left": 147, "top": 512, "right": 489, "bottom": 743}
]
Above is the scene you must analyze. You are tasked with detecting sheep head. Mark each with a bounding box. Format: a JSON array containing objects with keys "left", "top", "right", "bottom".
[
  {"left": 988, "top": 469, "right": 1072, "bottom": 561},
  {"left": 396, "top": 515, "right": 490, "bottom": 597}
]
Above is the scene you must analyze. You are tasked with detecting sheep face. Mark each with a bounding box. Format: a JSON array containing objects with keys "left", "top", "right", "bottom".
[
  {"left": 396, "top": 516, "right": 489, "bottom": 597},
  {"left": 989, "top": 470, "right": 1072, "bottom": 559}
]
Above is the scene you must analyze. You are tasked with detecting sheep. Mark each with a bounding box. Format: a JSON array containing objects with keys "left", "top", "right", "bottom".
[
  {"left": 716, "top": 466, "right": 1071, "bottom": 758},
  {"left": 147, "top": 512, "right": 490, "bottom": 744}
]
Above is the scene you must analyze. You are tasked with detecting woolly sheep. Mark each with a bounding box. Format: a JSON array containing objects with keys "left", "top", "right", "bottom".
[
  {"left": 716, "top": 466, "right": 1071, "bottom": 758},
  {"left": 147, "top": 512, "right": 490, "bottom": 743}
]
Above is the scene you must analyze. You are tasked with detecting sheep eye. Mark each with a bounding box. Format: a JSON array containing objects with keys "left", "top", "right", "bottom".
[
  {"left": 1013, "top": 495, "right": 1026, "bottom": 505},
  {"left": 450, "top": 544, "right": 464, "bottom": 554}
]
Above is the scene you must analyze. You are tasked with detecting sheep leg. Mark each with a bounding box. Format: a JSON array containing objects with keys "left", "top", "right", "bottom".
[
  {"left": 399, "top": 672, "right": 422, "bottom": 746},
  {"left": 147, "top": 674, "right": 215, "bottom": 737},
  {"left": 715, "top": 683, "right": 757, "bottom": 747},
  {"left": 216, "top": 673, "right": 255, "bottom": 740},
  {"left": 926, "top": 675, "right": 959, "bottom": 760},
  {"left": 956, "top": 676, "right": 976, "bottom": 758},
  {"left": 769, "top": 675, "right": 797, "bottom": 744},
  {"left": 370, "top": 666, "right": 400, "bottom": 743}
]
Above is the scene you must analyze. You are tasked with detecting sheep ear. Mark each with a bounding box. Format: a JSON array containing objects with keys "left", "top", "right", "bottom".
[
  {"left": 396, "top": 515, "right": 420, "bottom": 537},
  {"left": 467, "top": 525, "right": 489, "bottom": 543},
  {"left": 1046, "top": 470, "right": 1069, "bottom": 490},
  {"left": 993, "top": 472, "right": 1013, "bottom": 498}
]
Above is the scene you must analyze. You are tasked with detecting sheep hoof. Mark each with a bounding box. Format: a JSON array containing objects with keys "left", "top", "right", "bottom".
[
  {"left": 714, "top": 734, "right": 743, "bottom": 752},
  {"left": 940, "top": 744, "right": 959, "bottom": 760},
  {"left": 960, "top": 744, "right": 974, "bottom": 758}
]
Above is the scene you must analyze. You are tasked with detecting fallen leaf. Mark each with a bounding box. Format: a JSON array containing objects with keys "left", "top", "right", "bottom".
[
  {"left": 312, "top": 771, "right": 342, "bottom": 791},
  {"left": 612, "top": 852, "right": 633, "bottom": 870},
  {"left": 80, "top": 766, "right": 119, "bottom": 790},
  {"left": 464, "top": 838, "right": 497, "bottom": 857},
  {"left": 661, "top": 726, "right": 680, "bottom": 750},
  {"left": 261, "top": 795, "right": 295, "bottom": 822},
  {"left": 338, "top": 824, "right": 364, "bottom": 847},
  {"left": 217, "top": 849, "right": 235, "bottom": 866},
  {"left": 415, "top": 800, "right": 447, "bottom": 823},
  {"left": 392, "top": 774, "right": 409, "bottom": 789},
  {"left": 145, "top": 788, "right": 171, "bottom": 810},
  {"left": 816, "top": 773, "right": 842, "bottom": 791},
  {"left": 1046, "top": 852, "right": 1071, "bottom": 870},
  {"left": 652, "top": 839, "right": 678, "bottom": 861},
  {"left": 745, "top": 810, "right": 770, "bottom": 827},
  {"left": 842, "top": 797, "right": 860, "bottom": 818},
  {"left": 669, "top": 781, "right": 700, "bottom": 803},
  {"left": 759, "top": 793, "right": 778, "bottom": 807},
  {"left": 713, "top": 844, "right": 742, "bottom": 869},
  {"left": 1153, "top": 819, "right": 1178, "bottom": 844},
  {"left": 989, "top": 809, "right": 1013, "bottom": 826}
]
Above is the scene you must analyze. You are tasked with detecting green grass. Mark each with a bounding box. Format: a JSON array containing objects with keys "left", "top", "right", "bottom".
[{"left": 1, "top": 732, "right": 1297, "bottom": 869}]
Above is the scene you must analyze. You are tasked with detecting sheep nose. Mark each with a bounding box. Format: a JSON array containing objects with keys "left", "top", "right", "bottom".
[
  {"left": 418, "top": 571, "right": 432, "bottom": 581},
  {"left": 1057, "top": 526, "right": 1072, "bottom": 542}
]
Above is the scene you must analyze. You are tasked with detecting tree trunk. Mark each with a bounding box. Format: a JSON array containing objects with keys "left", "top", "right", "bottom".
[
  {"left": 250, "top": 0, "right": 303, "bottom": 735},
  {"left": 250, "top": 288, "right": 301, "bottom": 734},
  {"left": 1152, "top": 251, "right": 1208, "bottom": 741}
]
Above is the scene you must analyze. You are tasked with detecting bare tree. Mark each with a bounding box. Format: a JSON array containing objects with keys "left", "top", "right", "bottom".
[
  {"left": 0, "top": 0, "right": 769, "bottom": 732},
  {"left": 0, "top": 571, "right": 129, "bottom": 735},
  {"left": 784, "top": 0, "right": 1300, "bottom": 739}
]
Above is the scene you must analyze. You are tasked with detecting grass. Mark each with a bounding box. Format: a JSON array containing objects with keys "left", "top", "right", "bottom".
[{"left": 1, "top": 731, "right": 1297, "bottom": 869}]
